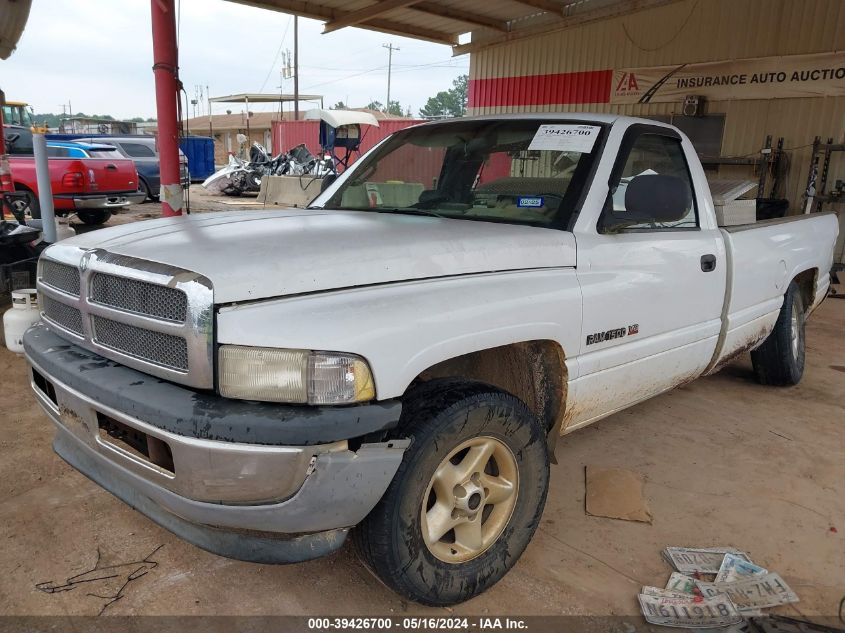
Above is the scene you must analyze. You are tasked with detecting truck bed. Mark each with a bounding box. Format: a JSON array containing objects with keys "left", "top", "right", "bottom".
[{"left": 707, "top": 212, "right": 838, "bottom": 371}]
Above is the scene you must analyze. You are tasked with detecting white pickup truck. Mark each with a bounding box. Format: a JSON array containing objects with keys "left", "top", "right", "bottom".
[{"left": 24, "top": 114, "right": 838, "bottom": 605}]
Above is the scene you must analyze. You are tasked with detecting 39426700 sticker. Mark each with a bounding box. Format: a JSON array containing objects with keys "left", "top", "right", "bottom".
[{"left": 527, "top": 124, "right": 601, "bottom": 154}]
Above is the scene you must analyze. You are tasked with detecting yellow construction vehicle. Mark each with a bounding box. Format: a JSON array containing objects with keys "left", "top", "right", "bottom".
[{"left": 2, "top": 101, "right": 48, "bottom": 133}]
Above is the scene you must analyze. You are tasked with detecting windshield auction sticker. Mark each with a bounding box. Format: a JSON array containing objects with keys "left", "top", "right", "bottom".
[{"left": 528, "top": 124, "right": 601, "bottom": 153}]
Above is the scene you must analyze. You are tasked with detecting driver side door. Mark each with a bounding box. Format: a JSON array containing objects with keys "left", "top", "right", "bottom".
[{"left": 567, "top": 125, "right": 726, "bottom": 430}]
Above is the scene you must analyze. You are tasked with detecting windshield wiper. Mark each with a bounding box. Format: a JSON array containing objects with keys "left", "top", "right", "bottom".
[{"left": 371, "top": 208, "right": 448, "bottom": 219}]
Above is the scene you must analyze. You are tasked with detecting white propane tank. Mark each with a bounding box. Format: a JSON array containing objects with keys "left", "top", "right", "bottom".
[
  {"left": 3, "top": 289, "right": 41, "bottom": 354},
  {"left": 56, "top": 223, "right": 76, "bottom": 241}
]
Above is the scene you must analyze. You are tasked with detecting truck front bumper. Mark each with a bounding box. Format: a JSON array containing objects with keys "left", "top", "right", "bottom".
[{"left": 23, "top": 324, "right": 407, "bottom": 563}]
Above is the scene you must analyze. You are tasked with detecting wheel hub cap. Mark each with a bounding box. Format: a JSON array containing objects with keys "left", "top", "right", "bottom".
[{"left": 421, "top": 436, "right": 519, "bottom": 563}]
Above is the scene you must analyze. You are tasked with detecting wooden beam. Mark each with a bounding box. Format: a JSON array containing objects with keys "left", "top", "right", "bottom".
[
  {"left": 226, "top": 0, "right": 457, "bottom": 45},
  {"left": 323, "top": 0, "right": 422, "bottom": 34},
  {"left": 453, "top": 0, "right": 685, "bottom": 55},
  {"left": 512, "top": 0, "right": 566, "bottom": 15},
  {"left": 363, "top": 17, "right": 459, "bottom": 44},
  {"left": 414, "top": 2, "right": 509, "bottom": 32}
]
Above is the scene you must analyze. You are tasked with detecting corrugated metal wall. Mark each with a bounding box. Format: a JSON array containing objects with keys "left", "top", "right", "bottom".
[{"left": 468, "top": 0, "right": 845, "bottom": 217}]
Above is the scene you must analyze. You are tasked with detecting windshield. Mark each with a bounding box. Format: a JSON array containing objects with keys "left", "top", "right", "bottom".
[
  {"left": 2, "top": 105, "right": 34, "bottom": 127},
  {"left": 320, "top": 119, "right": 605, "bottom": 229}
]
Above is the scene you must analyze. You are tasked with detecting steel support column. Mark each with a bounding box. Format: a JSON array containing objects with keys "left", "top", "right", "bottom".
[{"left": 150, "top": 0, "right": 182, "bottom": 216}]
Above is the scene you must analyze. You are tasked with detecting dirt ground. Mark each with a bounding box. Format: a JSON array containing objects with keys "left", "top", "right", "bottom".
[{"left": 0, "top": 198, "right": 843, "bottom": 620}]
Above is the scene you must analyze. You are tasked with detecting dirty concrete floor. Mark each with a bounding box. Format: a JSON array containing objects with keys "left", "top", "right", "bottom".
[{"left": 0, "top": 201, "right": 843, "bottom": 618}]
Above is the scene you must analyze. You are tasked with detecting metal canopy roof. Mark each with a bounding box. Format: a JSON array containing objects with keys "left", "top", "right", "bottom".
[
  {"left": 226, "top": 0, "right": 683, "bottom": 54},
  {"left": 0, "top": 0, "right": 32, "bottom": 59},
  {"left": 209, "top": 92, "right": 323, "bottom": 103}
]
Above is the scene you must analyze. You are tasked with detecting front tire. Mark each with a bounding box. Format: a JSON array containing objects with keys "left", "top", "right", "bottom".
[
  {"left": 355, "top": 380, "right": 549, "bottom": 605},
  {"left": 751, "top": 281, "right": 805, "bottom": 386}
]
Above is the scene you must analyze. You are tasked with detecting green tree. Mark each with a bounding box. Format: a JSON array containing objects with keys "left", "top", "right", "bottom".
[
  {"left": 331, "top": 101, "right": 347, "bottom": 109},
  {"left": 419, "top": 74, "right": 468, "bottom": 118},
  {"left": 366, "top": 100, "right": 404, "bottom": 116}
]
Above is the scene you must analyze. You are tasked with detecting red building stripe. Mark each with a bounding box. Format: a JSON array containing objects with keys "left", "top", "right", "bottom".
[{"left": 468, "top": 69, "right": 613, "bottom": 108}]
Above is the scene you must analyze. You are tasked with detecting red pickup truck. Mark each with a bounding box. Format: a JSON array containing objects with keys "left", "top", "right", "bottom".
[{"left": 4, "top": 125, "right": 144, "bottom": 225}]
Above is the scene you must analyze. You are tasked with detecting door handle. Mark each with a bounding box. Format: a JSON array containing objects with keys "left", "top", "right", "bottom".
[
  {"left": 700, "top": 254, "right": 717, "bottom": 272},
  {"left": 105, "top": 164, "right": 117, "bottom": 170}
]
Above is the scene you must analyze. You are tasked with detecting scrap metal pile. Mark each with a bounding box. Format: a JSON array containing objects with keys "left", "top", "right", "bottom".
[
  {"left": 202, "top": 141, "right": 333, "bottom": 197},
  {"left": 638, "top": 546, "right": 800, "bottom": 629}
]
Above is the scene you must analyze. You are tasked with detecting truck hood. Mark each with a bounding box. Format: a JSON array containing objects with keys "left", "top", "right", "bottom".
[{"left": 64, "top": 209, "right": 577, "bottom": 303}]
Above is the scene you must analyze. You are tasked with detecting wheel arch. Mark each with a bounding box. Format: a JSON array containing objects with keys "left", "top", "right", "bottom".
[
  {"left": 791, "top": 268, "right": 817, "bottom": 312},
  {"left": 407, "top": 340, "right": 568, "bottom": 460},
  {"left": 12, "top": 181, "right": 35, "bottom": 194}
]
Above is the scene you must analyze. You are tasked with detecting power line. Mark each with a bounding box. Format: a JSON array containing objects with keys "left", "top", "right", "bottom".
[
  {"left": 302, "top": 64, "right": 388, "bottom": 89},
  {"left": 258, "top": 14, "right": 293, "bottom": 92}
]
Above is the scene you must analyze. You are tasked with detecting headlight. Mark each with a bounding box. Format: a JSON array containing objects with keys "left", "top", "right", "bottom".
[{"left": 218, "top": 346, "right": 375, "bottom": 405}]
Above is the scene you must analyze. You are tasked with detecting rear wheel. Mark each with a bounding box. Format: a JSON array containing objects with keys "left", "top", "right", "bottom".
[
  {"left": 76, "top": 210, "right": 112, "bottom": 226},
  {"left": 751, "top": 281, "right": 805, "bottom": 386},
  {"left": 138, "top": 179, "right": 151, "bottom": 202},
  {"left": 355, "top": 380, "right": 549, "bottom": 605},
  {"left": 12, "top": 185, "right": 39, "bottom": 219}
]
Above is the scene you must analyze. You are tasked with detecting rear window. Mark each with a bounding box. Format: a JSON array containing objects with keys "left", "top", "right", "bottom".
[
  {"left": 119, "top": 142, "right": 156, "bottom": 158},
  {"left": 87, "top": 148, "right": 126, "bottom": 161}
]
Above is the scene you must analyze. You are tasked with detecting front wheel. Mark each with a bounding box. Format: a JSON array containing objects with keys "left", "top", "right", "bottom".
[
  {"left": 751, "top": 281, "right": 805, "bottom": 386},
  {"left": 355, "top": 380, "right": 549, "bottom": 605}
]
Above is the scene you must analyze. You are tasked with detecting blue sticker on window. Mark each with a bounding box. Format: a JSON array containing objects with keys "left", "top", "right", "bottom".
[{"left": 517, "top": 197, "right": 544, "bottom": 208}]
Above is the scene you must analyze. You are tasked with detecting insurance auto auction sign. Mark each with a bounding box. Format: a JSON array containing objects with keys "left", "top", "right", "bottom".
[{"left": 611, "top": 51, "right": 845, "bottom": 104}]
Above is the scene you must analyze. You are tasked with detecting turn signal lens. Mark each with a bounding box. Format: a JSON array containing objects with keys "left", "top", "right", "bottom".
[{"left": 309, "top": 352, "right": 375, "bottom": 405}]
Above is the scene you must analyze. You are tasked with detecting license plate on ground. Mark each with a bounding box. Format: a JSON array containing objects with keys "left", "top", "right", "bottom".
[
  {"left": 663, "top": 547, "right": 750, "bottom": 574},
  {"left": 638, "top": 593, "right": 743, "bottom": 628},
  {"left": 695, "top": 572, "right": 799, "bottom": 612}
]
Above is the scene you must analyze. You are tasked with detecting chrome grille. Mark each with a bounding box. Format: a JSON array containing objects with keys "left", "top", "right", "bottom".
[
  {"left": 41, "top": 295, "right": 84, "bottom": 335},
  {"left": 91, "top": 273, "right": 187, "bottom": 322},
  {"left": 93, "top": 316, "right": 189, "bottom": 371},
  {"left": 35, "top": 246, "right": 214, "bottom": 388},
  {"left": 41, "top": 260, "right": 80, "bottom": 296}
]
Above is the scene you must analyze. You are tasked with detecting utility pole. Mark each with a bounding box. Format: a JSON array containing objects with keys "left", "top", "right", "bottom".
[
  {"left": 293, "top": 16, "right": 299, "bottom": 120},
  {"left": 207, "top": 84, "right": 212, "bottom": 138},
  {"left": 383, "top": 43, "right": 399, "bottom": 113}
]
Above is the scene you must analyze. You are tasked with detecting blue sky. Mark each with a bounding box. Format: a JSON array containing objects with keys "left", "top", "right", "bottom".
[{"left": 2, "top": 0, "right": 469, "bottom": 119}]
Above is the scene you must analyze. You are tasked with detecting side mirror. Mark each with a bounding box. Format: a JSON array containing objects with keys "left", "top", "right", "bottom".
[{"left": 600, "top": 174, "right": 692, "bottom": 232}]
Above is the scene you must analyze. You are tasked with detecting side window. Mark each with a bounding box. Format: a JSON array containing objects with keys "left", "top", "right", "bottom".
[
  {"left": 47, "top": 146, "right": 70, "bottom": 158},
  {"left": 608, "top": 133, "right": 697, "bottom": 230},
  {"left": 120, "top": 142, "right": 156, "bottom": 158}
]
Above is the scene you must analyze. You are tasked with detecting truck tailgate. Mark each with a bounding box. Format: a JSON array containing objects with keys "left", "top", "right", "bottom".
[
  {"left": 710, "top": 212, "right": 839, "bottom": 369},
  {"left": 78, "top": 158, "right": 138, "bottom": 193}
]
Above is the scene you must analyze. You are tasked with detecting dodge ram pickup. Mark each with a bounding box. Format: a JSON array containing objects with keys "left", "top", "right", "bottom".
[{"left": 23, "top": 114, "right": 838, "bottom": 606}]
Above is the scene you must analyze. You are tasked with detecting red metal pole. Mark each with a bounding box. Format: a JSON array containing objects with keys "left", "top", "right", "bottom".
[
  {"left": 150, "top": 0, "right": 182, "bottom": 216},
  {"left": 0, "top": 88, "right": 14, "bottom": 196}
]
